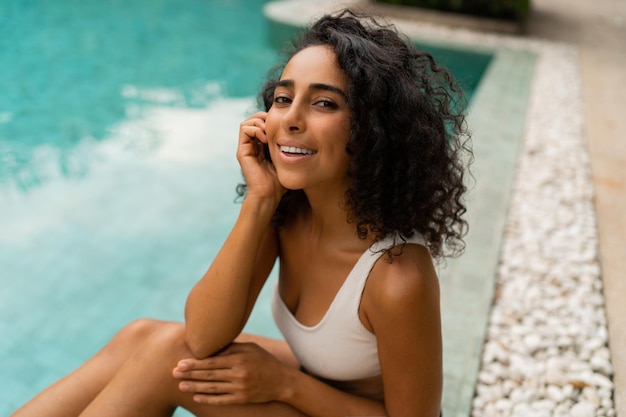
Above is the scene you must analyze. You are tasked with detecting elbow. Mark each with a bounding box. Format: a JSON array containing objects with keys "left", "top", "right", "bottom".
[
  {"left": 184, "top": 326, "right": 213, "bottom": 358},
  {"left": 183, "top": 325, "right": 232, "bottom": 359},
  {"left": 183, "top": 298, "right": 243, "bottom": 358},
  {"left": 184, "top": 336, "right": 211, "bottom": 359}
]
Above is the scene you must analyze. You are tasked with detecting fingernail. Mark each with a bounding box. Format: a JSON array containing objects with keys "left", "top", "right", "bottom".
[
  {"left": 179, "top": 382, "right": 189, "bottom": 391},
  {"left": 178, "top": 361, "right": 188, "bottom": 370}
]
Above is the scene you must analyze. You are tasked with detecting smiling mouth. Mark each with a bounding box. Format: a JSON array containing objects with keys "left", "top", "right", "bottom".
[{"left": 280, "top": 145, "right": 317, "bottom": 155}]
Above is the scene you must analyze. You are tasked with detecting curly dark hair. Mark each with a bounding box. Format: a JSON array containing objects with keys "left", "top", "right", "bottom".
[{"left": 239, "top": 10, "right": 472, "bottom": 259}]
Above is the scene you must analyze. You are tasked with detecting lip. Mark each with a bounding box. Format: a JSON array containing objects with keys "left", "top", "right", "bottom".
[{"left": 275, "top": 142, "right": 317, "bottom": 164}]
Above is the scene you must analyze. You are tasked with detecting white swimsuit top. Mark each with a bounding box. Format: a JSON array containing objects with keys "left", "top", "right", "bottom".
[{"left": 271, "top": 233, "right": 427, "bottom": 381}]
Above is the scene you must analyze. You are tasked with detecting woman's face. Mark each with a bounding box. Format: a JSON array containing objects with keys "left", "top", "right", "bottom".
[{"left": 265, "top": 45, "right": 352, "bottom": 195}]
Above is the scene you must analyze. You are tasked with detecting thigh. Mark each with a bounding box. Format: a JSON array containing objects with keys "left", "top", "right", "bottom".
[{"left": 182, "top": 400, "right": 309, "bottom": 417}]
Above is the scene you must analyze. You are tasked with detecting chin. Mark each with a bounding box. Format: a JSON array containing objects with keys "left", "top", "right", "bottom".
[
  {"left": 276, "top": 173, "right": 308, "bottom": 192},
  {"left": 278, "top": 179, "right": 305, "bottom": 191}
]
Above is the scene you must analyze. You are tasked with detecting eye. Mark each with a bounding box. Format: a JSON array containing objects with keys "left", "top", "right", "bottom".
[
  {"left": 314, "top": 99, "right": 338, "bottom": 109},
  {"left": 273, "top": 95, "right": 291, "bottom": 105}
]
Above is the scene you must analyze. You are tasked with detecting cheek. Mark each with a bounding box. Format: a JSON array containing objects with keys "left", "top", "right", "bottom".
[
  {"left": 264, "top": 109, "right": 280, "bottom": 142},
  {"left": 335, "top": 119, "right": 352, "bottom": 149}
]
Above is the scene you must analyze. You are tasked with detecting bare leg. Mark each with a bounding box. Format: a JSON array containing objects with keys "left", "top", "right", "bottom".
[
  {"left": 11, "top": 319, "right": 168, "bottom": 417},
  {"left": 77, "top": 322, "right": 308, "bottom": 417}
]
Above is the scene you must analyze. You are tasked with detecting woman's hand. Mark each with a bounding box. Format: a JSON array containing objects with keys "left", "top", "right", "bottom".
[
  {"left": 173, "top": 342, "right": 291, "bottom": 405},
  {"left": 237, "top": 112, "right": 285, "bottom": 204}
]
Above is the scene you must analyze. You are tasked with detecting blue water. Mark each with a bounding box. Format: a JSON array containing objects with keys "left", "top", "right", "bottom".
[{"left": 0, "top": 1, "right": 490, "bottom": 414}]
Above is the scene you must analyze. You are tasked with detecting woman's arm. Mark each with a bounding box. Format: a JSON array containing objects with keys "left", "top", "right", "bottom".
[
  {"left": 278, "top": 366, "right": 387, "bottom": 416},
  {"left": 184, "top": 112, "right": 284, "bottom": 358},
  {"left": 184, "top": 202, "right": 278, "bottom": 358},
  {"left": 366, "top": 244, "right": 443, "bottom": 417},
  {"left": 174, "top": 342, "right": 388, "bottom": 417}
]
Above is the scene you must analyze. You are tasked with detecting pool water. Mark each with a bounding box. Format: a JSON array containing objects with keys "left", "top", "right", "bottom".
[{"left": 0, "top": 1, "right": 490, "bottom": 414}]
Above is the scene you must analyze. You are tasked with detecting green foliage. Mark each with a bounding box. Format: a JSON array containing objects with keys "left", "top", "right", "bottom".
[{"left": 376, "top": 0, "right": 530, "bottom": 20}]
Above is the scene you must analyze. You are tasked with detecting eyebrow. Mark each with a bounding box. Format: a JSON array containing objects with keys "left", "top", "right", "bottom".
[{"left": 276, "top": 79, "right": 347, "bottom": 99}]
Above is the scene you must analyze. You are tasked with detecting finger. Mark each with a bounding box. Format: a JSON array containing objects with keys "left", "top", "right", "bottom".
[
  {"left": 175, "top": 358, "right": 209, "bottom": 372},
  {"left": 176, "top": 353, "right": 241, "bottom": 371},
  {"left": 179, "top": 380, "right": 233, "bottom": 395},
  {"left": 174, "top": 368, "right": 231, "bottom": 381},
  {"left": 240, "top": 113, "right": 266, "bottom": 130},
  {"left": 240, "top": 114, "right": 267, "bottom": 141},
  {"left": 175, "top": 358, "right": 225, "bottom": 374},
  {"left": 240, "top": 125, "right": 267, "bottom": 144},
  {"left": 192, "top": 393, "right": 241, "bottom": 406},
  {"left": 180, "top": 379, "right": 245, "bottom": 400},
  {"left": 240, "top": 117, "right": 265, "bottom": 131}
]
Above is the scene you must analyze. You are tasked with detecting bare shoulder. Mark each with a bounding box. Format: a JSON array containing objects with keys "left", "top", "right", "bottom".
[{"left": 364, "top": 243, "right": 439, "bottom": 314}]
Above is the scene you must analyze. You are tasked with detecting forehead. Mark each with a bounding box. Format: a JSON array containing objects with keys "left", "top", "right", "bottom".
[{"left": 280, "top": 45, "right": 346, "bottom": 87}]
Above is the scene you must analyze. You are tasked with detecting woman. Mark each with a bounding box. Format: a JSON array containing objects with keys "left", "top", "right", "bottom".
[{"left": 12, "top": 10, "right": 470, "bottom": 417}]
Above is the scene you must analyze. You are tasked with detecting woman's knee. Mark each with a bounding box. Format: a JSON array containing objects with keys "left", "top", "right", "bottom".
[
  {"left": 101, "top": 318, "right": 171, "bottom": 359},
  {"left": 121, "top": 318, "right": 165, "bottom": 338},
  {"left": 140, "top": 320, "right": 192, "bottom": 359}
]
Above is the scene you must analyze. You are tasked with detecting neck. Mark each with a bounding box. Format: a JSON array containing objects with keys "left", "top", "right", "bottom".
[{"left": 301, "top": 185, "right": 366, "bottom": 247}]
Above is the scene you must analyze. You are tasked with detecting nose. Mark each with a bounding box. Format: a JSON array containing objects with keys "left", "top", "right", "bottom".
[{"left": 282, "top": 101, "right": 304, "bottom": 133}]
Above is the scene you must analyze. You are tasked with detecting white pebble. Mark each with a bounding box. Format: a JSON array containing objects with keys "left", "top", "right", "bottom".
[
  {"left": 495, "top": 398, "right": 512, "bottom": 413},
  {"left": 546, "top": 360, "right": 568, "bottom": 386},
  {"left": 590, "top": 355, "right": 613, "bottom": 375},
  {"left": 532, "top": 399, "right": 556, "bottom": 412},
  {"left": 523, "top": 333, "right": 542, "bottom": 352},
  {"left": 478, "top": 370, "right": 497, "bottom": 385},
  {"left": 570, "top": 401, "right": 596, "bottom": 417},
  {"left": 594, "top": 373, "right": 614, "bottom": 390},
  {"left": 582, "top": 386, "right": 600, "bottom": 406},
  {"left": 512, "top": 403, "right": 533, "bottom": 417},
  {"left": 546, "top": 385, "right": 566, "bottom": 403}
]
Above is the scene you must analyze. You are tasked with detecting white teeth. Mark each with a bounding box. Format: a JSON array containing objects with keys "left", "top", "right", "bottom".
[{"left": 280, "top": 145, "right": 316, "bottom": 155}]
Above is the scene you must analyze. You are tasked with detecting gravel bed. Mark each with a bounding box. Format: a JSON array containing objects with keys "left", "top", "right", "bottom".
[{"left": 470, "top": 44, "right": 615, "bottom": 416}]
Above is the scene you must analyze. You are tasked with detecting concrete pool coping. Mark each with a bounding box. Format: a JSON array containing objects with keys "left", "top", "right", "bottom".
[{"left": 264, "top": 1, "right": 624, "bottom": 416}]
